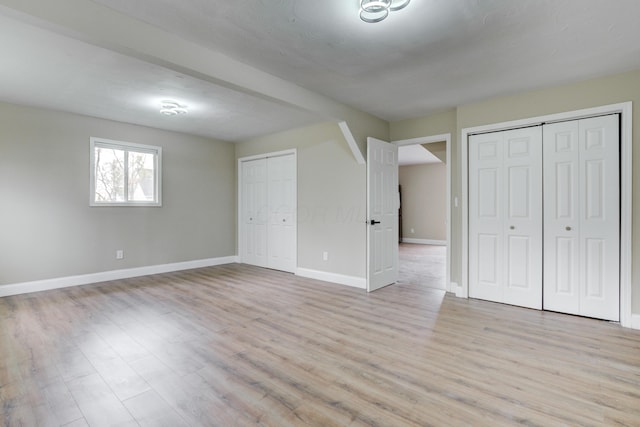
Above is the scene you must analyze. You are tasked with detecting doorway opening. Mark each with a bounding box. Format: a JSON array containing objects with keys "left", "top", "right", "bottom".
[{"left": 395, "top": 134, "right": 451, "bottom": 292}]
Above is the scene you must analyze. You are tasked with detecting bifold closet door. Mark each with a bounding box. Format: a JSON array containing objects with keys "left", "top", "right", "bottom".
[
  {"left": 241, "top": 154, "right": 296, "bottom": 273},
  {"left": 543, "top": 115, "right": 619, "bottom": 321},
  {"left": 241, "top": 158, "right": 268, "bottom": 267},
  {"left": 267, "top": 154, "right": 296, "bottom": 273},
  {"left": 469, "top": 127, "right": 543, "bottom": 309}
]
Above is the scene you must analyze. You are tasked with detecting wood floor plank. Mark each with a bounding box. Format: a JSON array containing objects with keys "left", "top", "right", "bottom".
[
  {"left": 122, "top": 389, "right": 189, "bottom": 427},
  {"left": 1, "top": 263, "right": 639, "bottom": 426},
  {"left": 65, "top": 373, "right": 138, "bottom": 427}
]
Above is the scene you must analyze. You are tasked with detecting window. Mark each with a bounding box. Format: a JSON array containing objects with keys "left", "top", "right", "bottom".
[{"left": 90, "top": 137, "right": 162, "bottom": 206}]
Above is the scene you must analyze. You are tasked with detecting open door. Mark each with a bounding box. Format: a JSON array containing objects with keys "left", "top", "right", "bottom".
[{"left": 367, "top": 137, "right": 399, "bottom": 292}]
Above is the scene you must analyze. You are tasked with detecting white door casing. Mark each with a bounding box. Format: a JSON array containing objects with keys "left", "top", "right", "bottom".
[
  {"left": 469, "top": 127, "right": 543, "bottom": 309},
  {"left": 543, "top": 115, "right": 620, "bottom": 321},
  {"left": 393, "top": 133, "right": 452, "bottom": 293},
  {"left": 367, "top": 137, "right": 399, "bottom": 292}
]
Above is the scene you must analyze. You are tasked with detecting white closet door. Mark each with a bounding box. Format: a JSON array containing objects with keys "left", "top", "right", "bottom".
[
  {"left": 543, "top": 121, "right": 580, "bottom": 314},
  {"left": 241, "top": 158, "right": 268, "bottom": 267},
  {"left": 267, "top": 154, "right": 296, "bottom": 273},
  {"left": 469, "top": 132, "right": 504, "bottom": 303},
  {"left": 544, "top": 115, "right": 619, "bottom": 321},
  {"left": 502, "top": 127, "right": 543, "bottom": 309},
  {"left": 469, "top": 127, "right": 542, "bottom": 309}
]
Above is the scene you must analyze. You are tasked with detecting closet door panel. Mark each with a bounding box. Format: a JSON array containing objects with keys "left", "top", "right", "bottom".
[
  {"left": 242, "top": 158, "right": 268, "bottom": 267},
  {"left": 544, "top": 115, "right": 619, "bottom": 321},
  {"left": 578, "top": 115, "right": 619, "bottom": 321},
  {"left": 502, "top": 128, "right": 542, "bottom": 309},
  {"left": 267, "top": 154, "right": 297, "bottom": 273},
  {"left": 543, "top": 121, "right": 580, "bottom": 314},
  {"left": 469, "top": 134, "right": 504, "bottom": 303}
]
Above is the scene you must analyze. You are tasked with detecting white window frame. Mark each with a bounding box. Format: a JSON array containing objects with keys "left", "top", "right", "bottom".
[{"left": 89, "top": 137, "right": 162, "bottom": 207}]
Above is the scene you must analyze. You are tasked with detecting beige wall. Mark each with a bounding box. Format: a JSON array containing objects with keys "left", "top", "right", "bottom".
[
  {"left": 399, "top": 163, "right": 447, "bottom": 241},
  {"left": 391, "top": 109, "right": 457, "bottom": 141},
  {"left": 391, "top": 69, "right": 640, "bottom": 314},
  {"left": 236, "top": 122, "right": 367, "bottom": 279},
  {"left": 0, "top": 102, "right": 236, "bottom": 286}
]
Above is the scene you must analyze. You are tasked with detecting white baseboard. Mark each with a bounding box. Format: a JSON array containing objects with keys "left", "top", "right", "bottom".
[
  {"left": 401, "top": 238, "right": 446, "bottom": 246},
  {"left": 451, "top": 281, "right": 467, "bottom": 298},
  {"left": 296, "top": 268, "right": 366, "bottom": 289},
  {"left": 0, "top": 256, "right": 239, "bottom": 298},
  {"left": 631, "top": 314, "right": 640, "bottom": 330}
]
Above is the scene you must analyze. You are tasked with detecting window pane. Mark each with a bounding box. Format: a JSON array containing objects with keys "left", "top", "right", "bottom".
[
  {"left": 128, "top": 150, "right": 156, "bottom": 202},
  {"left": 94, "top": 147, "right": 125, "bottom": 202}
]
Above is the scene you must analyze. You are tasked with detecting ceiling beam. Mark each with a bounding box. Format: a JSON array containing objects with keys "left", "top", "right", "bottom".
[{"left": 0, "top": 0, "right": 387, "bottom": 160}]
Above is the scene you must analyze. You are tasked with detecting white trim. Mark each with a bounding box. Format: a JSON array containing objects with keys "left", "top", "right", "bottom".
[
  {"left": 450, "top": 281, "right": 462, "bottom": 297},
  {"left": 296, "top": 268, "right": 366, "bottom": 289},
  {"left": 0, "top": 256, "right": 239, "bottom": 298},
  {"left": 631, "top": 314, "right": 640, "bottom": 330},
  {"left": 394, "top": 133, "right": 452, "bottom": 293},
  {"left": 338, "top": 121, "right": 366, "bottom": 165},
  {"left": 394, "top": 133, "right": 451, "bottom": 146},
  {"left": 619, "top": 103, "right": 633, "bottom": 328},
  {"left": 237, "top": 148, "right": 296, "bottom": 163},
  {"left": 401, "top": 238, "right": 446, "bottom": 245},
  {"left": 461, "top": 102, "right": 632, "bottom": 327}
]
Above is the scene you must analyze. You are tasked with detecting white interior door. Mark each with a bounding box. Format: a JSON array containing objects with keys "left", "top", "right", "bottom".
[
  {"left": 267, "top": 154, "right": 296, "bottom": 273},
  {"left": 367, "top": 137, "right": 399, "bottom": 292},
  {"left": 469, "top": 127, "right": 542, "bottom": 309},
  {"left": 544, "top": 115, "right": 619, "bottom": 321},
  {"left": 241, "top": 158, "right": 267, "bottom": 267}
]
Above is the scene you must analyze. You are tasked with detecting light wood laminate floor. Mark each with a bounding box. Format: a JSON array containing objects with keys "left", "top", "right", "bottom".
[
  {"left": 1, "top": 263, "right": 639, "bottom": 426},
  {"left": 398, "top": 243, "right": 446, "bottom": 290}
]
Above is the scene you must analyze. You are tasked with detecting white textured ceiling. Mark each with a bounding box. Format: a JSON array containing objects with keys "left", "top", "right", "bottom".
[
  {"left": 1, "top": 0, "right": 640, "bottom": 141},
  {"left": 91, "top": 0, "right": 640, "bottom": 120},
  {"left": 0, "top": 13, "right": 321, "bottom": 141}
]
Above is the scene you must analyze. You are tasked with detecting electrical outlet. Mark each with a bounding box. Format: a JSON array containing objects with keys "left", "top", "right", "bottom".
[
  {"left": 411, "top": 228, "right": 415, "bottom": 234},
  {"left": 116, "top": 250, "right": 124, "bottom": 260},
  {"left": 322, "top": 251, "right": 329, "bottom": 261}
]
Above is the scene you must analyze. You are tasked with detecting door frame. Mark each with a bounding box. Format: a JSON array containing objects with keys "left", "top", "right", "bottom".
[
  {"left": 461, "top": 102, "right": 632, "bottom": 327},
  {"left": 237, "top": 149, "right": 297, "bottom": 271},
  {"left": 393, "top": 133, "right": 452, "bottom": 292}
]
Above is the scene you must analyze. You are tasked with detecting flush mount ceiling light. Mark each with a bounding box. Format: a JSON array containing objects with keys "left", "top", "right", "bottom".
[
  {"left": 360, "top": 0, "right": 410, "bottom": 23},
  {"left": 160, "top": 100, "right": 188, "bottom": 116}
]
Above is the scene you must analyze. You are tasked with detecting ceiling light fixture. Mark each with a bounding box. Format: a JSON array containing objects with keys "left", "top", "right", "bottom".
[
  {"left": 160, "top": 100, "right": 188, "bottom": 116},
  {"left": 360, "top": 0, "right": 410, "bottom": 23}
]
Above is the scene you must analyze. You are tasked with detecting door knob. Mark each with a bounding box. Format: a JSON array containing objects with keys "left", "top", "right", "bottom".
[
  {"left": 510, "top": 225, "right": 515, "bottom": 230},
  {"left": 566, "top": 226, "right": 572, "bottom": 231},
  {"left": 370, "top": 219, "right": 381, "bottom": 225}
]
